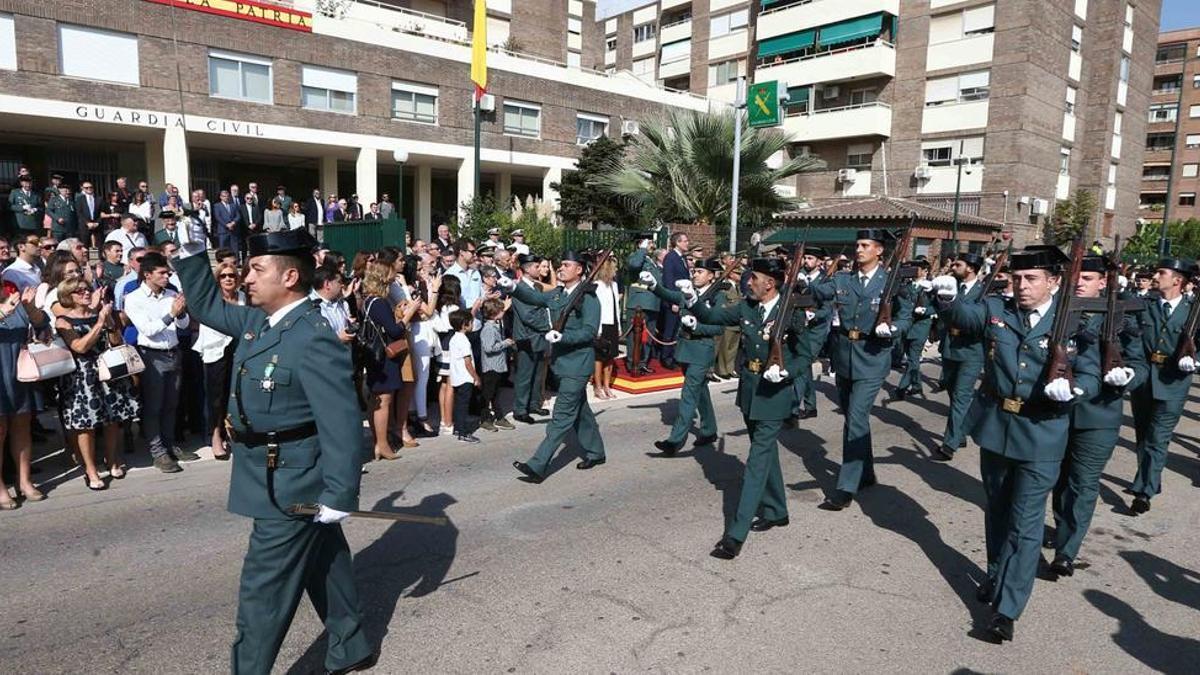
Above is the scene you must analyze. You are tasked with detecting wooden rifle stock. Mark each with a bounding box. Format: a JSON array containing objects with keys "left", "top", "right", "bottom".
[
  {"left": 767, "top": 230, "right": 810, "bottom": 370},
  {"left": 875, "top": 216, "right": 915, "bottom": 330},
  {"left": 1042, "top": 236, "right": 1087, "bottom": 389},
  {"left": 1102, "top": 235, "right": 1126, "bottom": 373},
  {"left": 543, "top": 249, "right": 615, "bottom": 371},
  {"left": 1171, "top": 271, "right": 1200, "bottom": 363}
]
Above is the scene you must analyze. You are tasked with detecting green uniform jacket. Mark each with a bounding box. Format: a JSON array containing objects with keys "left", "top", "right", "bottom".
[
  {"left": 510, "top": 279, "right": 551, "bottom": 352},
  {"left": 46, "top": 194, "right": 76, "bottom": 238},
  {"left": 944, "top": 294, "right": 1101, "bottom": 462},
  {"left": 942, "top": 280, "right": 987, "bottom": 362},
  {"left": 810, "top": 269, "right": 913, "bottom": 380},
  {"left": 1135, "top": 296, "right": 1199, "bottom": 402},
  {"left": 509, "top": 280, "right": 600, "bottom": 378},
  {"left": 176, "top": 253, "right": 363, "bottom": 520},
  {"left": 625, "top": 248, "right": 661, "bottom": 313},
  {"left": 9, "top": 189, "right": 42, "bottom": 231},
  {"left": 802, "top": 270, "right": 832, "bottom": 351},
  {"left": 1072, "top": 311, "right": 1148, "bottom": 430},
  {"left": 650, "top": 282, "right": 725, "bottom": 366},
  {"left": 154, "top": 228, "right": 182, "bottom": 245},
  {"left": 692, "top": 296, "right": 810, "bottom": 421}
]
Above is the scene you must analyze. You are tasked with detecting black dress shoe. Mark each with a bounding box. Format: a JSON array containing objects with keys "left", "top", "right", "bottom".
[
  {"left": 1050, "top": 554, "right": 1074, "bottom": 578},
  {"left": 326, "top": 652, "right": 378, "bottom": 675},
  {"left": 888, "top": 389, "right": 907, "bottom": 403},
  {"left": 535, "top": 408, "right": 551, "bottom": 416},
  {"left": 636, "top": 364, "right": 653, "bottom": 375},
  {"left": 818, "top": 491, "right": 853, "bottom": 511},
  {"left": 929, "top": 383, "right": 945, "bottom": 393},
  {"left": 1130, "top": 495, "right": 1151, "bottom": 514},
  {"left": 930, "top": 445, "right": 954, "bottom": 462},
  {"left": 513, "top": 414, "right": 537, "bottom": 424},
  {"left": 750, "top": 516, "right": 789, "bottom": 532},
  {"left": 710, "top": 536, "right": 742, "bottom": 560},
  {"left": 707, "top": 375, "right": 721, "bottom": 383},
  {"left": 988, "top": 613, "right": 1014, "bottom": 642},
  {"left": 975, "top": 578, "right": 994, "bottom": 604},
  {"left": 958, "top": 440, "right": 967, "bottom": 449},
  {"left": 860, "top": 476, "right": 877, "bottom": 489},
  {"left": 783, "top": 416, "right": 799, "bottom": 429},
  {"left": 513, "top": 461, "right": 544, "bottom": 483},
  {"left": 576, "top": 457, "right": 606, "bottom": 470},
  {"left": 693, "top": 434, "right": 718, "bottom": 447},
  {"left": 905, "top": 387, "right": 923, "bottom": 398},
  {"left": 798, "top": 409, "right": 817, "bottom": 420},
  {"left": 654, "top": 439, "right": 682, "bottom": 455}
]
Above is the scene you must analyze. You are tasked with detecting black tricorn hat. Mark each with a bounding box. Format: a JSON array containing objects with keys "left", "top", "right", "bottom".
[
  {"left": 958, "top": 252, "right": 985, "bottom": 269},
  {"left": 247, "top": 229, "right": 317, "bottom": 259},
  {"left": 911, "top": 255, "right": 931, "bottom": 268},
  {"left": 517, "top": 254, "right": 543, "bottom": 266},
  {"left": 1010, "top": 245, "right": 1069, "bottom": 272},
  {"left": 1157, "top": 257, "right": 1196, "bottom": 275},
  {"left": 856, "top": 228, "right": 892, "bottom": 244},
  {"left": 750, "top": 257, "right": 787, "bottom": 282},
  {"left": 1080, "top": 255, "right": 1106, "bottom": 273},
  {"left": 802, "top": 245, "right": 826, "bottom": 257},
  {"left": 17, "top": 174, "right": 31, "bottom": 182},
  {"left": 159, "top": 209, "right": 177, "bottom": 219},
  {"left": 697, "top": 256, "right": 724, "bottom": 273},
  {"left": 560, "top": 250, "right": 588, "bottom": 269}
]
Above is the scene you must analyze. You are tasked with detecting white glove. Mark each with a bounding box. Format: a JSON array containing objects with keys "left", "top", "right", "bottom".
[
  {"left": 676, "top": 279, "right": 698, "bottom": 307},
  {"left": 763, "top": 364, "right": 788, "bottom": 383},
  {"left": 931, "top": 275, "right": 958, "bottom": 299},
  {"left": 545, "top": 330, "right": 563, "bottom": 344},
  {"left": 313, "top": 505, "right": 351, "bottom": 524},
  {"left": 1117, "top": 275, "right": 1129, "bottom": 291},
  {"left": 639, "top": 270, "right": 657, "bottom": 289},
  {"left": 805, "top": 310, "right": 816, "bottom": 322},
  {"left": 639, "top": 238, "right": 651, "bottom": 250},
  {"left": 874, "top": 324, "right": 895, "bottom": 339},
  {"left": 1103, "top": 367, "right": 1135, "bottom": 387},
  {"left": 681, "top": 315, "right": 697, "bottom": 329},
  {"left": 914, "top": 306, "right": 927, "bottom": 316},
  {"left": 915, "top": 279, "right": 933, "bottom": 292},
  {"left": 1180, "top": 356, "right": 1197, "bottom": 373},
  {"left": 496, "top": 275, "right": 515, "bottom": 290},
  {"left": 750, "top": 232, "right": 762, "bottom": 246},
  {"left": 1044, "top": 377, "right": 1079, "bottom": 402}
]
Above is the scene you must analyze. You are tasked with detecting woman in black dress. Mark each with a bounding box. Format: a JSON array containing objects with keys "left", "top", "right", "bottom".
[{"left": 362, "top": 261, "right": 406, "bottom": 461}]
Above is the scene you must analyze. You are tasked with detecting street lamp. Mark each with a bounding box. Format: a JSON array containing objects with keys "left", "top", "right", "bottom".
[
  {"left": 949, "top": 147, "right": 972, "bottom": 259},
  {"left": 392, "top": 149, "right": 408, "bottom": 227}
]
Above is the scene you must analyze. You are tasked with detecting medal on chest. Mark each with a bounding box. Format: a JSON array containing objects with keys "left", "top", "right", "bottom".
[
  {"left": 261, "top": 354, "right": 279, "bottom": 392},
  {"left": 761, "top": 319, "right": 775, "bottom": 342}
]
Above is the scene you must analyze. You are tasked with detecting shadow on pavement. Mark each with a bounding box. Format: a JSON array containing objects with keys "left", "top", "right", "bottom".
[
  {"left": 1084, "top": 589, "right": 1200, "bottom": 673},
  {"left": 1119, "top": 550, "right": 1200, "bottom": 613}
]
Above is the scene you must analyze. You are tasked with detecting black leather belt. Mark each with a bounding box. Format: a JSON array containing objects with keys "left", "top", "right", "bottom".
[
  {"left": 140, "top": 345, "right": 178, "bottom": 353},
  {"left": 230, "top": 422, "right": 318, "bottom": 448},
  {"left": 981, "top": 387, "right": 1056, "bottom": 419}
]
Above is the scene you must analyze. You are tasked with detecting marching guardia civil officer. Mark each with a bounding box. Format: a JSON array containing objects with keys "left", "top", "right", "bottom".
[
  {"left": 689, "top": 257, "right": 812, "bottom": 559},
  {"left": 796, "top": 246, "right": 830, "bottom": 418},
  {"left": 639, "top": 256, "right": 726, "bottom": 454},
  {"left": 933, "top": 252, "right": 987, "bottom": 461},
  {"left": 894, "top": 257, "right": 935, "bottom": 399},
  {"left": 808, "top": 229, "right": 913, "bottom": 511},
  {"left": 624, "top": 237, "right": 661, "bottom": 374},
  {"left": 175, "top": 225, "right": 374, "bottom": 675},
  {"left": 1049, "top": 255, "right": 1146, "bottom": 577},
  {"left": 1128, "top": 257, "right": 1199, "bottom": 514},
  {"left": 498, "top": 251, "right": 606, "bottom": 482},
  {"left": 510, "top": 254, "right": 551, "bottom": 423},
  {"left": 932, "top": 245, "right": 1103, "bottom": 643}
]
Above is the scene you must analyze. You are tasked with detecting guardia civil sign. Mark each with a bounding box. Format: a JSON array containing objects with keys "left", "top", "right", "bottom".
[{"left": 747, "top": 80, "right": 782, "bottom": 128}]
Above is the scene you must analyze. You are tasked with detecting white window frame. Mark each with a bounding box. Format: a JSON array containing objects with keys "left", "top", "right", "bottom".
[
  {"left": 606, "top": 36, "right": 617, "bottom": 52},
  {"left": 576, "top": 113, "right": 609, "bottom": 145},
  {"left": 502, "top": 99, "right": 541, "bottom": 138},
  {"left": 925, "top": 70, "right": 990, "bottom": 106},
  {"left": 0, "top": 14, "right": 16, "bottom": 72},
  {"left": 660, "top": 39, "right": 690, "bottom": 64},
  {"left": 709, "top": 9, "right": 749, "bottom": 38},
  {"left": 1065, "top": 86, "right": 1078, "bottom": 115},
  {"left": 930, "top": 3, "right": 996, "bottom": 44},
  {"left": 921, "top": 137, "right": 985, "bottom": 167},
  {"left": 707, "top": 59, "right": 741, "bottom": 87},
  {"left": 1149, "top": 104, "right": 1177, "bottom": 124},
  {"left": 849, "top": 88, "right": 878, "bottom": 106},
  {"left": 209, "top": 49, "right": 273, "bottom": 104},
  {"left": 1188, "top": 134, "right": 1200, "bottom": 149},
  {"left": 567, "top": 17, "right": 582, "bottom": 35},
  {"left": 390, "top": 80, "right": 438, "bottom": 125},
  {"left": 1191, "top": 104, "right": 1200, "bottom": 119},
  {"left": 1071, "top": 25, "right": 1082, "bottom": 53},
  {"left": 1183, "top": 164, "right": 1199, "bottom": 178},
  {"left": 1180, "top": 192, "right": 1197, "bottom": 206},
  {"left": 1113, "top": 111, "right": 1123, "bottom": 136},
  {"left": 301, "top": 65, "right": 357, "bottom": 115},
  {"left": 632, "top": 57, "right": 655, "bottom": 76},
  {"left": 1059, "top": 148, "right": 1071, "bottom": 175},
  {"left": 566, "top": 51, "right": 581, "bottom": 68},
  {"left": 846, "top": 143, "right": 873, "bottom": 169},
  {"left": 58, "top": 24, "right": 140, "bottom": 86},
  {"left": 633, "top": 23, "right": 656, "bottom": 43}
]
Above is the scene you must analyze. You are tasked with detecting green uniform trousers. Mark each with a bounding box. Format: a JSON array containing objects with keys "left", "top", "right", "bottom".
[
  {"left": 897, "top": 322, "right": 932, "bottom": 392},
  {"left": 668, "top": 362, "right": 718, "bottom": 445},
  {"left": 715, "top": 326, "right": 740, "bottom": 378},
  {"left": 727, "top": 416, "right": 787, "bottom": 543},
  {"left": 525, "top": 375, "right": 604, "bottom": 475},
  {"left": 1052, "top": 426, "right": 1119, "bottom": 562},
  {"left": 979, "top": 450, "right": 1060, "bottom": 620},
  {"left": 834, "top": 375, "right": 884, "bottom": 494},
  {"left": 1130, "top": 392, "right": 1185, "bottom": 498},
  {"left": 940, "top": 359, "right": 983, "bottom": 453},
  {"left": 795, "top": 361, "right": 816, "bottom": 413},
  {"left": 512, "top": 347, "right": 545, "bottom": 416},
  {"left": 231, "top": 518, "right": 372, "bottom": 675}
]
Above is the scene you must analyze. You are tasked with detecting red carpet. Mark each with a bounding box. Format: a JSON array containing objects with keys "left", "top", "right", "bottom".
[{"left": 611, "top": 360, "right": 684, "bottom": 394}]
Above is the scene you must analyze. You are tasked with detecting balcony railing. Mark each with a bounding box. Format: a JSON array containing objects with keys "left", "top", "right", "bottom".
[
  {"left": 784, "top": 100, "right": 891, "bottom": 118},
  {"left": 758, "top": 39, "right": 895, "bottom": 70},
  {"left": 759, "top": 0, "right": 823, "bottom": 17}
]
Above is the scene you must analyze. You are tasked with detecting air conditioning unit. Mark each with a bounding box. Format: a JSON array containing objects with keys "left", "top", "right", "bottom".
[
  {"left": 914, "top": 165, "right": 934, "bottom": 180},
  {"left": 837, "top": 168, "right": 858, "bottom": 183},
  {"left": 822, "top": 86, "right": 840, "bottom": 100},
  {"left": 478, "top": 94, "right": 496, "bottom": 112},
  {"left": 621, "top": 119, "right": 641, "bottom": 135},
  {"left": 1031, "top": 198, "right": 1049, "bottom": 215}
]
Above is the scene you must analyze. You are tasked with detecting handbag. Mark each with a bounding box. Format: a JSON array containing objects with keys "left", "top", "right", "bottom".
[
  {"left": 16, "top": 327, "right": 76, "bottom": 382},
  {"left": 98, "top": 344, "right": 145, "bottom": 381},
  {"left": 363, "top": 297, "right": 409, "bottom": 360}
]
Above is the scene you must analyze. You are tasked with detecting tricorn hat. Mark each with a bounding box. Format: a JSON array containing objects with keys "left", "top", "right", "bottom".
[
  {"left": 958, "top": 252, "right": 985, "bottom": 269},
  {"left": 1157, "top": 257, "right": 1196, "bottom": 275},
  {"left": 247, "top": 229, "right": 318, "bottom": 259},
  {"left": 1010, "top": 245, "right": 1069, "bottom": 272},
  {"left": 750, "top": 257, "right": 787, "bottom": 283},
  {"left": 697, "top": 256, "right": 724, "bottom": 273},
  {"left": 1080, "top": 255, "right": 1106, "bottom": 273},
  {"left": 856, "top": 228, "right": 892, "bottom": 244}
]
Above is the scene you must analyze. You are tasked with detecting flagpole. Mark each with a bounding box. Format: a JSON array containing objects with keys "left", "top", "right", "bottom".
[{"left": 474, "top": 98, "right": 481, "bottom": 199}]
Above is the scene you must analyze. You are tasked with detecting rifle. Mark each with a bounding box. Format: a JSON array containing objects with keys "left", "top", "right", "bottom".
[
  {"left": 980, "top": 241, "right": 1013, "bottom": 297},
  {"left": 538, "top": 249, "right": 615, "bottom": 397},
  {"left": 1101, "top": 235, "right": 1126, "bottom": 373},
  {"left": 1170, "top": 266, "right": 1200, "bottom": 364},
  {"left": 874, "top": 215, "right": 916, "bottom": 331},
  {"left": 1042, "top": 236, "right": 1087, "bottom": 389},
  {"left": 766, "top": 227, "right": 810, "bottom": 370},
  {"left": 696, "top": 259, "right": 743, "bottom": 305}
]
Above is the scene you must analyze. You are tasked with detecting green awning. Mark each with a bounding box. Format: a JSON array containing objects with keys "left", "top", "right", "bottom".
[
  {"left": 766, "top": 227, "right": 867, "bottom": 245},
  {"left": 758, "top": 29, "right": 815, "bottom": 58},
  {"left": 761, "top": 0, "right": 787, "bottom": 7},
  {"left": 785, "top": 86, "right": 810, "bottom": 107},
  {"left": 817, "top": 13, "right": 884, "bottom": 48}
]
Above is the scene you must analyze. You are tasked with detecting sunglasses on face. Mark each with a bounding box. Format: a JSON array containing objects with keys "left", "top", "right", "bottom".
[
  {"left": 132, "top": 257, "right": 145, "bottom": 263},
  {"left": 219, "top": 273, "right": 238, "bottom": 280},
  {"left": 41, "top": 244, "right": 55, "bottom": 250}
]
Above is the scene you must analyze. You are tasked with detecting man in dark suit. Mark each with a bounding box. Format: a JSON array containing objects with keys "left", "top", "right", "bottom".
[
  {"left": 434, "top": 223, "right": 453, "bottom": 251},
  {"left": 659, "top": 231, "right": 692, "bottom": 369},
  {"left": 74, "top": 180, "right": 103, "bottom": 248},
  {"left": 302, "top": 188, "right": 324, "bottom": 235},
  {"left": 212, "top": 190, "right": 243, "bottom": 254},
  {"left": 346, "top": 194, "right": 364, "bottom": 221}
]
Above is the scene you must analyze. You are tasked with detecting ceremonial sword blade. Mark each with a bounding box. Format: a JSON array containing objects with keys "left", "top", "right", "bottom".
[{"left": 288, "top": 504, "right": 450, "bottom": 526}]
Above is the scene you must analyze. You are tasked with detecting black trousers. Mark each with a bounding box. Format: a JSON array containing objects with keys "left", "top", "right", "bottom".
[
  {"left": 481, "top": 371, "right": 504, "bottom": 421},
  {"left": 203, "top": 346, "right": 235, "bottom": 437},
  {"left": 453, "top": 383, "right": 476, "bottom": 436}
]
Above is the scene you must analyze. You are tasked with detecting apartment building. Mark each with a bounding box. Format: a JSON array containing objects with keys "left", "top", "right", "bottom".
[
  {"left": 602, "top": 0, "right": 1161, "bottom": 247},
  {"left": 1139, "top": 26, "right": 1200, "bottom": 225},
  {"left": 0, "top": 0, "right": 711, "bottom": 239}
]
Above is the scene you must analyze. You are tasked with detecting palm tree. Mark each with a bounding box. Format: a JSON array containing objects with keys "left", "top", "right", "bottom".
[{"left": 597, "top": 108, "right": 825, "bottom": 229}]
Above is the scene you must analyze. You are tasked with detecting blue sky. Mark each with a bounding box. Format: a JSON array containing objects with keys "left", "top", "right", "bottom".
[{"left": 598, "top": 0, "right": 1200, "bottom": 29}]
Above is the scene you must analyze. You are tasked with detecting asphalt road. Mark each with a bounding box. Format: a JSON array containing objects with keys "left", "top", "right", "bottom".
[{"left": 2, "top": 372, "right": 1198, "bottom": 674}]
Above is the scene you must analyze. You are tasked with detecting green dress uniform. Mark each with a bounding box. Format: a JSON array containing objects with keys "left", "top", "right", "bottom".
[
  {"left": 714, "top": 278, "right": 743, "bottom": 378},
  {"left": 938, "top": 277, "right": 987, "bottom": 457},
  {"left": 796, "top": 268, "right": 831, "bottom": 414},
  {"left": 154, "top": 226, "right": 183, "bottom": 245},
  {"left": 650, "top": 266, "right": 725, "bottom": 448},
  {"left": 624, "top": 247, "right": 661, "bottom": 369},
  {"left": 175, "top": 236, "right": 373, "bottom": 675},
  {"left": 810, "top": 257, "right": 913, "bottom": 498},
  {"left": 509, "top": 277, "right": 605, "bottom": 477},
  {"left": 511, "top": 275, "right": 552, "bottom": 418},
  {"left": 9, "top": 186, "right": 42, "bottom": 233},
  {"left": 1052, "top": 308, "right": 1147, "bottom": 563},
  {"left": 897, "top": 280, "right": 935, "bottom": 394},
  {"left": 1129, "top": 270, "right": 1198, "bottom": 504},
  {"left": 691, "top": 269, "right": 811, "bottom": 545},
  {"left": 46, "top": 192, "right": 77, "bottom": 240},
  {"left": 942, "top": 279, "right": 1100, "bottom": 626}
]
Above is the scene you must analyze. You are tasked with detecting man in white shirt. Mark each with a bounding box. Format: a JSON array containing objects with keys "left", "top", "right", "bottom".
[
  {"left": 114, "top": 246, "right": 147, "bottom": 312},
  {"left": 124, "top": 251, "right": 194, "bottom": 473},
  {"left": 105, "top": 215, "right": 149, "bottom": 265},
  {"left": 0, "top": 233, "right": 43, "bottom": 292},
  {"left": 310, "top": 264, "right": 354, "bottom": 343}
]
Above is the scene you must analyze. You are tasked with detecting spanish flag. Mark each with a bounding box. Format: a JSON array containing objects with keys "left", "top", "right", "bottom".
[{"left": 470, "top": 0, "right": 488, "bottom": 101}]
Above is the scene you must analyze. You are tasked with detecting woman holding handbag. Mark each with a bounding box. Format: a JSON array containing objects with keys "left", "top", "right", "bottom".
[
  {"left": 361, "top": 262, "right": 407, "bottom": 461},
  {"left": 0, "top": 281, "right": 49, "bottom": 509},
  {"left": 55, "top": 278, "right": 141, "bottom": 490}
]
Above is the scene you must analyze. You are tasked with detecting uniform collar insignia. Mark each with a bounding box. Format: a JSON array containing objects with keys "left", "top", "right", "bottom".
[{"left": 1038, "top": 338, "right": 1049, "bottom": 349}]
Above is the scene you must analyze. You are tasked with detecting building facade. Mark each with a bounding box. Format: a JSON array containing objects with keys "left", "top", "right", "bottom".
[
  {"left": 0, "top": 0, "right": 713, "bottom": 239},
  {"left": 601, "top": 0, "right": 1161, "bottom": 248},
  {"left": 1139, "top": 26, "right": 1200, "bottom": 226}
]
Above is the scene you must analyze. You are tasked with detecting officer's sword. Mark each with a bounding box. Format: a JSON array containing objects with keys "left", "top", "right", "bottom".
[{"left": 288, "top": 503, "right": 450, "bottom": 526}]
